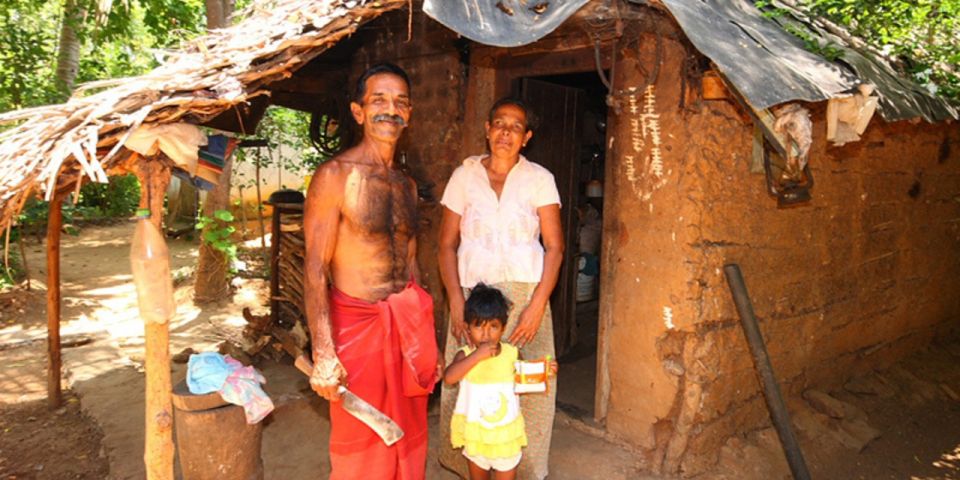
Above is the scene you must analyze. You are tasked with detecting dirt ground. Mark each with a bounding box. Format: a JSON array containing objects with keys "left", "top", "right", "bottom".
[
  {"left": 710, "top": 339, "right": 960, "bottom": 480},
  {"left": 0, "top": 383, "right": 109, "bottom": 479},
  {"left": 0, "top": 222, "right": 958, "bottom": 479}
]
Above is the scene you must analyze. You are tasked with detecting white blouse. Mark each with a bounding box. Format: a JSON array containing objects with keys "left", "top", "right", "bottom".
[{"left": 441, "top": 155, "right": 561, "bottom": 288}]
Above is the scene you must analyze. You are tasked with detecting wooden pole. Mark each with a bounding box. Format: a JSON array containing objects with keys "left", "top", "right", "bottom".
[
  {"left": 46, "top": 194, "right": 64, "bottom": 409},
  {"left": 269, "top": 202, "right": 281, "bottom": 327},
  {"left": 255, "top": 153, "right": 266, "bottom": 253},
  {"left": 134, "top": 159, "right": 174, "bottom": 480},
  {"left": 724, "top": 264, "right": 811, "bottom": 480},
  {"left": 18, "top": 232, "right": 31, "bottom": 291}
]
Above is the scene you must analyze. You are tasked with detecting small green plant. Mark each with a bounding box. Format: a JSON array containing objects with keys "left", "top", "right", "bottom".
[
  {"left": 196, "top": 209, "right": 239, "bottom": 274},
  {"left": 0, "top": 252, "right": 21, "bottom": 288}
]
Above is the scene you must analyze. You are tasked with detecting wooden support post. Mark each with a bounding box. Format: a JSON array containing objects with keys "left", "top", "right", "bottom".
[
  {"left": 269, "top": 201, "right": 281, "bottom": 327},
  {"left": 46, "top": 194, "right": 64, "bottom": 409},
  {"left": 134, "top": 159, "right": 174, "bottom": 480}
]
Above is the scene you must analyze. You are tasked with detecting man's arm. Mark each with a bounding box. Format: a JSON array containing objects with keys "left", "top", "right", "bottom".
[{"left": 303, "top": 161, "right": 346, "bottom": 401}]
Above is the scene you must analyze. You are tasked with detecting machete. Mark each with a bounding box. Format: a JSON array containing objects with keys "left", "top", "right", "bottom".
[{"left": 294, "top": 355, "right": 405, "bottom": 446}]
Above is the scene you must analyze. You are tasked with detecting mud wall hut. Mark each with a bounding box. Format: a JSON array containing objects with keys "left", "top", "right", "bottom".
[
  {"left": 263, "top": 2, "right": 959, "bottom": 474},
  {"left": 1, "top": 0, "right": 958, "bottom": 476}
]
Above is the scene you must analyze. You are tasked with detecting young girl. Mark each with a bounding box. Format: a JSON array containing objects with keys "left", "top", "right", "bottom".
[{"left": 444, "top": 284, "right": 557, "bottom": 480}]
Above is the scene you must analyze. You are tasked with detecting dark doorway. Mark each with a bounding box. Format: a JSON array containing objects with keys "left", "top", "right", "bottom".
[{"left": 517, "top": 72, "right": 607, "bottom": 419}]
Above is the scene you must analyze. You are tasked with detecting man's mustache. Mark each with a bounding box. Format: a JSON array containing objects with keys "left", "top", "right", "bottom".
[{"left": 372, "top": 113, "right": 407, "bottom": 127}]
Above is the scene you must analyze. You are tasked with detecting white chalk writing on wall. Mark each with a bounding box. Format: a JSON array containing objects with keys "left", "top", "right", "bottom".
[
  {"left": 621, "top": 85, "right": 668, "bottom": 202},
  {"left": 663, "top": 306, "right": 675, "bottom": 330}
]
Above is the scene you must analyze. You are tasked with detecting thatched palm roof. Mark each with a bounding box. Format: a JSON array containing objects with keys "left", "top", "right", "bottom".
[{"left": 0, "top": 0, "right": 406, "bottom": 230}]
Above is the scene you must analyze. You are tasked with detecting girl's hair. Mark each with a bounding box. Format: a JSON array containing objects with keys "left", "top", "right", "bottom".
[{"left": 464, "top": 283, "right": 511, "bottom": 326}]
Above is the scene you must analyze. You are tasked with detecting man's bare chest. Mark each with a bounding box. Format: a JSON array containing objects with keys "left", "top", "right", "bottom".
[{"left": 341, "top": 169, "right": 417, "bottom": 237}]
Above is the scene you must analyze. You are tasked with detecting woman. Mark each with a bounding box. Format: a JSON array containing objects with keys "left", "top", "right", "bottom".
[{"left": 438, "top": 97, "right": 564, "bottom": 480}]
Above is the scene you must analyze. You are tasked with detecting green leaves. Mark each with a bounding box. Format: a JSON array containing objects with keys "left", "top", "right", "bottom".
[
  {"left": 233, "top": 106, "right": 335, "bottom": 192},
  {"left": 196, "top": 209, "right": 240, "bottom": 274},
  {"left": 782, "top": 0, "right": 960, "bottom": 100},
  {"left": 75, "top": 174, "right": 141, "bottom": 217},
  {"left": 214, "top": 210, "right": 234, "bottom": 222},
  {"left": 0, "top": 0, "right": 204, "bottom": 112},
  {"left": 0, "top": 0, "right": 60, "bottom": 109}
]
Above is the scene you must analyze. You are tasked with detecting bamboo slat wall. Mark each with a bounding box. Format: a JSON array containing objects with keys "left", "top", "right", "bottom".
[{"left": 241, "top": 203, "right": 308, "bottom": 361}]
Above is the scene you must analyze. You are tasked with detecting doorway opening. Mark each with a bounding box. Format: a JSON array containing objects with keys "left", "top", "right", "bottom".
[{"left": 516, "top": 72, "right": 608, "bottom": 420}]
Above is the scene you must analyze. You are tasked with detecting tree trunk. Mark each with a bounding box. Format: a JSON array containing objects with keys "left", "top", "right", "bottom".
[
  {"left": 238, "top": 185, "right": 248, "bottom": 238},
  {"left": 54, "top": 0, "right": 82, "bottom": 98},
  {"left": 46, "top": 195, "right": 64, "bottom": 409},
  {"left": 193, "top": 0, "right": 235, "bottom": 303},
  {"left": 18, "top": 231, "right": 30, "bottom": 291},
  {"left": 193, "top": 156, "right": 234, "bottom": 303},
  {"left": 205, "top": 0, "right": 233, "bottom": 29}
]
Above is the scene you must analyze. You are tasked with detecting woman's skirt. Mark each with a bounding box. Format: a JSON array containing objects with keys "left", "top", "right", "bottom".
[{"left": 438, "top": 281, "right": 556, "bottom": 480}]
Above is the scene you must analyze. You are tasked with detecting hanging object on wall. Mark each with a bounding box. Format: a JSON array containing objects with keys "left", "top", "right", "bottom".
[
  {"left": 826, "top": 84, "right": 879, "bottom": 146},
  {"left": 762, "top": 138, "right": 814, "bottom": 207},
  {"left": 423, "top": 0, "right": 590, "bottom": 47},
  {"left": 718, "top": 70, "right": 815, "bottom": 207},
  {"left": 309, "top": 112, "right": 343, "bottom": 157},
  {"left": 772, "top": 103, "right": 812, "bottom": 182},
  {"left": 309, "top": 97, "right": 351, "bottom": 158}
]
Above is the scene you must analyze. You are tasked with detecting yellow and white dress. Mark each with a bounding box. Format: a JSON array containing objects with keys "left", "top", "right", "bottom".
[{"left": 451, "top": 342, "right": 527, "bottom": 471}]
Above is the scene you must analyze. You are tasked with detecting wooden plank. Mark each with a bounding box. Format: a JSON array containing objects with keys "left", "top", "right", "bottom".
[
  {"left": 751, "top": 126, "right": 766, "bottom": 174},
  {"left": 46, "top": 193, "right": 63, "bottom": 409}
]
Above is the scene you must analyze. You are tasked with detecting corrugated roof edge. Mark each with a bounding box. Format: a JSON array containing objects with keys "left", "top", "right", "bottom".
[
  {"left": 656, "top": 0, "right": 957, "bottom": 122},
  {"left": 768, "top": 0, "right": 957, "bottom": 123}
]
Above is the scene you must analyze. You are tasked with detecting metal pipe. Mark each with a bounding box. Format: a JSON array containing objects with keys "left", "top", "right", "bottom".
[{"left": 723, "top": 264, "right": 811, "bottom": 480}]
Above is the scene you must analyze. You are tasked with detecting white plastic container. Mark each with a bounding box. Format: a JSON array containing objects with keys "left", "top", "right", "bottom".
[{"left": 130, "top": 210, "right": 176, "bottom": 324}]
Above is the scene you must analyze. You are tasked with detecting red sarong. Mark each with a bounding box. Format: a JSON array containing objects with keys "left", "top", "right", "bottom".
[{"left": 328, "top": 281, "right": 438, "bottom": 480}]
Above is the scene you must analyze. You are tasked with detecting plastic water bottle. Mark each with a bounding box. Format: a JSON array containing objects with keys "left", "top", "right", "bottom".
[{"left": 130, "top": 209, "right": 176, "bottom": 324}]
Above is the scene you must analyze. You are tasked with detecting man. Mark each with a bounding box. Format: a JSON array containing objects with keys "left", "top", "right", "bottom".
[{"left": 303, "top": 63, "right": 438, "bottom": 480}]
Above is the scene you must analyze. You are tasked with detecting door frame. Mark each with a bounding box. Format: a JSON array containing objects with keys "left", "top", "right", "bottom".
[
  {"left": 461, "top": 42, "right": 617, "bottom": 423},
  {"left": 518, "top": 76, "right": 584, "bottom": 359}
]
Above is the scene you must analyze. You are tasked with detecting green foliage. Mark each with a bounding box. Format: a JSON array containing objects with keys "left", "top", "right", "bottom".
[
  {"left": 234, "top": 106, "right": 336, "bottom": 192},
  {"left": 196, "top": 209, "right": 239, "bottom": 274},
  {"left": 0, "top": 0, "right": 205, "bottom": 112},
  {"left": 757, "top": 0, "right": 960, "bottom": 100},
  {"left": 10, "top": 175, "right": 140, "bottom": 245},
  {"left": 0, "top": 0, "right": 61, "bottom": 109},
  {"left": 1, "top": 250, "right": 23, "bottom": 288},
  {"left": 75, "top": 174, "right": 141, "bottom": 218},
  {"left": 265, "top": 107, "right": 332, "bottom": 172},
  {"left": 805, "top": 0, "right": 959, "bottom": 99}
]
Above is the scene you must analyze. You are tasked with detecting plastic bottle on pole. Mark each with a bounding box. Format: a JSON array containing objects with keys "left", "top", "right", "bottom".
[{"left": 130, "top": 209, "right": 176, "bottom": 324}]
